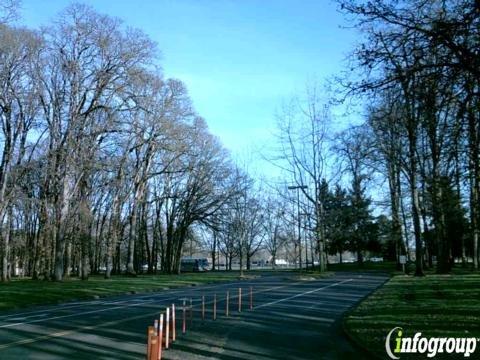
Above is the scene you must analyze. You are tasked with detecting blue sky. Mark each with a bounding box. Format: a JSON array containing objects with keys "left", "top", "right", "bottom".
[{"left": 19, "top": 0, "right": 357, "bottom": 163}]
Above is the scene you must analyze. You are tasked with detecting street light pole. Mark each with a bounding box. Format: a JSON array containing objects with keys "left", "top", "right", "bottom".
[
  {"left": 288, "top": 185, "right": 308, "bottom": 271},
  {"left": 299, "top": 212, "right": 309, "bottom": 269}
]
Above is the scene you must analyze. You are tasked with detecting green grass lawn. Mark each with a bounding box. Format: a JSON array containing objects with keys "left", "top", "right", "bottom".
[
  {"left": 344, "top": 273, "right": 480, "bottom": 359},
  {"left": 327, "top": 260, "right": 399, "bottom": 274},
  {"left": 0, "top": 271, "right": 243, "bottom": 312}
]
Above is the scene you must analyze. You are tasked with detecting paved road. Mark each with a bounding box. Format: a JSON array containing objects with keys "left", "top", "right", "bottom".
[{"left": 0, "top": 272, "right": 388, "bottom": 359}]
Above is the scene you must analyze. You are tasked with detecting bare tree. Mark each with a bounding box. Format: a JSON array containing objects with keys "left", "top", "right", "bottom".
[
  {"left": 0, "top": 0, "right": 21, "bottom": 24},
  {"left": 273, "top": 86, "right": 331, "bottom": 272},
  {"left": 338, "top": 0, "right": 479, "bottom": 273},
  {"left": 0, "top": 24, "right": 40, "bottom": 281},
  {"left": 263, "top": 196, "right": 287, "bottom": 269}
]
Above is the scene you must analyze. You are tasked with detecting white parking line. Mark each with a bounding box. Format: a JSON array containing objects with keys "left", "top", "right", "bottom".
[
  {"left": 0, "top": 300, "right": 156, "bottom": 329},
  {"left": 0, "top": 278, "right": 258, "bottom": 323},
  {"left": 0, "top": 276, "right": 360, "bottom": 350},
  {"left": 0, "top": 301, "right": 102, "bottom": 321},
  {"left": 254, "top": 279, "right": 353, "bottom": 309},
  {"left": 0, "top": 277, "right": 296, "bottom": 329},
  {"left": 0, "top": 277, "right": 329, "bottom": 331},
  {"left": 0, "top": 308, "right": 162, "bottom": 350},
  {"left": 0, "top": 278, "right": 307, "bottom": 347}
]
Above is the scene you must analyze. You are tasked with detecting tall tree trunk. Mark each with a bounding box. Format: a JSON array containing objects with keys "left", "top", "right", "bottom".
[
  {"left": 65, "top": 241, "right": 72, "bottom": 278},
  {"left": 53, "top": 169, "right": 74, "bottom": 282},
  {"left": 1, "top": 208, "right": 12, "bottom": 282},
  {"left": 389, "top": 161, "right": 406, "bottom": 268},
  {"left": 54, "top": 196, "right": 69, "bottom": 281},
  {"left": 211, "top": 231, "right": 217, "bottom": 271},
  {"left": 78, "top": 177, "right": 92, "bottom": 281},
  {"left": 411, "top": 185, "right": 424, "bottom": 276},
  {"left": 126, "top": 204, "right": 137, "bottom": 276},
  {"left": 468, "top": 107, "right": 479, "bottom": 270},
  {"left": 54, "top": 223, "right": 66, "bottom": 281},
  {"left": 407, "top": 125, "right": 424, "bottom": 276}
]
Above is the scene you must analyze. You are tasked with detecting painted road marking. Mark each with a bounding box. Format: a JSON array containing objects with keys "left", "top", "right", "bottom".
[
  {"left": 0, "top": 279, "right": 338, "bottom": 349},
  {"left": 0, "top": 279, "right": 307, "bottom": 348},
  {"left": 0, "top": 308, "right": 163, "bottom": 350},
  {"left": 0, "top": 276, "right": 353, "bottom": 349},
  {"left": 254, "top": 279, "right": 353, "bottom": 309},
  {"left": 0, "top": 299, "right": 155, "bottom": 329},
  {"left": 0, "top": 279, "right": 288, "bottom": 329},
  {"left": 0, "top": 277, "right": 269, "bottom": 323},
  {"left": 0, "top": 279, "right": 266, "bottom": 325}
]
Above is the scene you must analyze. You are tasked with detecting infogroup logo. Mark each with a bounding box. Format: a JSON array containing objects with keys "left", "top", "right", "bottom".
[{"left": 385, "top": 327, "right": 478, "bottom": 359}]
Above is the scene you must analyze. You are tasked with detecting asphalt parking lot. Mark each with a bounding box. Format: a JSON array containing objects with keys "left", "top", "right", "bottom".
[{"left": 0, "top": 272, "right": 388, "bottom": 359}]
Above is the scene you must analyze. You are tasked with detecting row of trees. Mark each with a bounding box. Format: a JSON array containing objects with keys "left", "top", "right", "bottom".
[
  {"left": 209, "top": 0, "right": 479, "bottom": 275},
  {"left": 264, "top": 0, "right": 479, "bottom": 276},
  {"left": 0, "top": 4, "right": 254, "bottom": 281},
  {"left": 211, "top": 0, "right": 480, "bottom": 276},
  {"left": 3, "top": 0, "right": 475, "bottom": 280},
  {"left": 270, "top": 91, "right": 388, "bottom": 270},
  {"left": 1, "top": 3, "right": 338, "bottom": 282},
  {"left": 336, "top": 0, "right": 479, "bottom": 274}
]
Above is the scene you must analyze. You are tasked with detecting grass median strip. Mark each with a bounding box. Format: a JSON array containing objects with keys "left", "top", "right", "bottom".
[
  {"left": 0, "top": 272, "right": 244, "bottom": 312},
  {"left": 343, "top": 273, "right": 480, "bottom": 358},
  {"left": 327, "top": 260, "right": 398, "bottom": 274}
]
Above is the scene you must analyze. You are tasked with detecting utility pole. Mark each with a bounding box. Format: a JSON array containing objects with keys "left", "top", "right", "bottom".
[{"left": 299, "top": 212, "right": 309, "bottom": 269}]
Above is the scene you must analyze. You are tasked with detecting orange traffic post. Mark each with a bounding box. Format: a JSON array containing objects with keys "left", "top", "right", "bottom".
[
  {"left": 158, "top": 314, "right": 163, "bottom": 360},
  {"left": 182, "top": 300, "right": 186, "bottom": 334},
  {"left": 201, "top": 295, "right": 205, "bottom": 321},
  {"left": 149, "top": 335, "right": 159, "bottom": 360},
  {"left": 147, "top": 326, "right": 155, "bottom": 360},
  {"left": 213, "top": 294, "right": 217, "bottom": 320},
  {"left": 148, "top": 325, "right": 155, "bottom": 336},
  {"left": 165, "top": 307, "right": 170, "bottom": 349},
  {"left": 238, "top": 288, "right": 242, "bottom": 312},
  {"left": 189, "top": 298, "right": 193, "bottom": 326},
  {"left": 226, "top": 291, "right": 229, "bottom": 317},
  {"left": 171, "top": 303, "right": 176, "bottom": 342},
  {"left": 250, "top": 286, "right": 253, "bottom": 310}
]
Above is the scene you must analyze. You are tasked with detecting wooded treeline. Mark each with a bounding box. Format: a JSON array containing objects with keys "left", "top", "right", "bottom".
[
  {"left": 336, "top": 0, "right": 480, "bottom": 275},
  {"left": 0, "top": 3, "right": 250, "bottom": 281},
  {"left": 264, "top": 0, "right": 480, "bottom": 276},
  {"left": 1, "top": 0, "right": 478, "bottom": 281}
]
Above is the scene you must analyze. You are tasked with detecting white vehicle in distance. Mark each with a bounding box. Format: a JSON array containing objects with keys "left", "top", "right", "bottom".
[{"left": 180, "top": 257, "right": 210, "bottom": 272}]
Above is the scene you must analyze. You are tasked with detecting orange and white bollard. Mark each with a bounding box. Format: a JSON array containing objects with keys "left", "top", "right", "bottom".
[
  {"left": 226, "top": 291, "right": 229, "bottom": 317},
  {"left": 171, "top": 303, "right": 176, "bottom": 342},
  {"left": 189, "top": 298, "right": 193, "bottom": 326},
  {"left": 149, "top": 334, "right": 159, "bottom": 360},
  {"left": 213, "top": 294, "right": 217, "bottom": 320},
  {"left": 158, "top": 314, "right": 163, "bottom": 360},
  {"left": 201, "top": 295, "right": 205, "bottom": 321},
  {"left": 158, "top": 312, "right": 162, "bottom": 332},
  {"left": 165, "top": 307, "right": 170, "bottom": 349},
  {"left": 182, "top": 300, "right": 186, "bottom": 334},
  {"left": 147, "top": 326, "right": 155, "bottom": 360},
  {"left": 250, "top": 286, "right": 253, "bottom": 310},
  {"left": 238, "top": 288, "right": 242, "bottom": 312}
]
